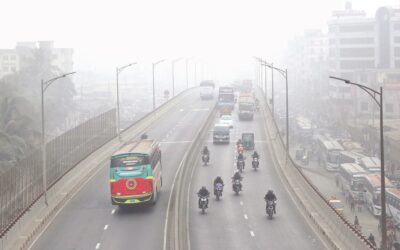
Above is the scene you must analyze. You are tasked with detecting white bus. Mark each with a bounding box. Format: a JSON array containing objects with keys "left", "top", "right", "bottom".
[
  {"left": 337, "top": 163, "right": 367, "bottom": 201},
  {"left": 360, "top": 157, "right": 381, "bottom": 173},
  {"left": 339, "top": 151, "right": 366, "bottom": 165},
  {"left": 361, "top": 173, "right": 394, "bottom": 217},
  {"left": 316, "top": 135, "right": 344, "bottom": 171},
  {"left": 386, "top": 188, "right": 400, "bottom": 228}
]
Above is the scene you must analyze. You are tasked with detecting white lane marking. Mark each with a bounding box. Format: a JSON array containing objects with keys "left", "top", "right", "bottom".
[
  {"left": 240, "top": 201, "right": 243, "bottom": 206},
  {"left": 160, "top": 141, "right": 192, "bottom": 144},
  {"left": 111, "top": 209, "right": 116, "bottom": 214},
  {"left": 95, "top": 243, "right": 101, "bottom": 249},
  {"left": 244, "top": 214, "right": 248, "bottom": 220},
  {"left": 104, "top": 224, "right": 109, "bottom": 230},
  {"left": 250, "top": 231, "right": 255, "bottom": 237}
]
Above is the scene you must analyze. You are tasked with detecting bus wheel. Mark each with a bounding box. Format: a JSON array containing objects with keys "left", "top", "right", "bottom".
[{"left": 151, "top": 189, "right": 158, "bottom": 206}]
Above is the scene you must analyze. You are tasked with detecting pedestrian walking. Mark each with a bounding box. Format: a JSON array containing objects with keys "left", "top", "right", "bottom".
[
  {"left": 354, "top": 215, "right": 360, "bottom": 230},
  {"left": 367, "top": 233, "right": 376, "bottom": 247}
]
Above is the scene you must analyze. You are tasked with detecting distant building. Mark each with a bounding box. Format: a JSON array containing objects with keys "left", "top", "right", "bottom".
[
  {"left": 0, "top": 41, "right": 73, "bottom": 79},
  {"left": 327, "top": 3, "right": 400, "bottom": 118},
  {"left": 0, "top": 49, "right": 19, "bottom": 79}
]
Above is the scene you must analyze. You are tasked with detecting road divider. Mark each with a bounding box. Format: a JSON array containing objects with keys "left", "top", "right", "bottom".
[{"left": 163, "top": 103, "right": 217, "bottom": 250}]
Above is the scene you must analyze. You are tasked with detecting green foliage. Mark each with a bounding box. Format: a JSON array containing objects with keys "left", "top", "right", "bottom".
[{"left": 0, "top": 47, "right": 75, "bottom": 168}]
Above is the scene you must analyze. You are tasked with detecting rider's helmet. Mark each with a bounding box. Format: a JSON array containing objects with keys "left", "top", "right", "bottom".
[
  {"left": 204, "top": 146, "right": 208, "bottom": 150},
  {"left": 267, "top": 189, "right": 274, "bottom": 195},
  {"left": 202, "top": 186, "right": 207, "bottom": 190},
  {"left": 140, "top": 133, "right": 148, "bottom": 139},
  {"left": 216, "top": 176, "right": 222, "bottom": 181}
]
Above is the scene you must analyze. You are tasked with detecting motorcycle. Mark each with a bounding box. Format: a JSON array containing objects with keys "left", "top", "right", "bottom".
[
  {"left": 266, "top": 200, "right": 275, "bottom": 219},
  {"left": 233, "top": 179, "right": 241, "bottom": 195},
  {"left": 252, "top": 157, "right": 259, "bottom": 170},
  {"left": 199, "top": 196, "right": 209, "bottom": 214},
  {"left": 214, "top": 183, "right": 223, "bottom": 200},
  {"left": 237, "top": 159, "right": 245, "bottom": 173},
  {"left": 202, "top": 153, "right": 210, "bottom": 166}
]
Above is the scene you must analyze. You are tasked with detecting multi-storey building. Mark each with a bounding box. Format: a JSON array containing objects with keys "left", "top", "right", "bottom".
[
  {"left": 328, "top": 3, "right": 400, "bottom": 119},
  {"left": 0, "top": 41, "right": 73, "bottom": 79}
]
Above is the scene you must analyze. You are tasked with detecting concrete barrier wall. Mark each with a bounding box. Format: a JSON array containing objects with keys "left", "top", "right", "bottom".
[{"left": 258, "top": 89, "right": 375, "bottom": 250}]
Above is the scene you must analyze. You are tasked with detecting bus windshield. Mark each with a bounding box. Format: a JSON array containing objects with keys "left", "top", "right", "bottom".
[{"left": 111, "top": 154, "right": 149, "bottom": 168}]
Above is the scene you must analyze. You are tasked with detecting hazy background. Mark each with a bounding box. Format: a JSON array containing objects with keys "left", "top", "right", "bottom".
[{"left": 1, "top": 0, "right": 398, "bottom": 81}]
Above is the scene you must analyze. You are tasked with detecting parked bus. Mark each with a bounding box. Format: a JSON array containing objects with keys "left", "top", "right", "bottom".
[
  {"left": 316, "top": 135, "right": 344, "bottom": 171},
  {"left": 337, "top": 163, "right": 367, "bottom": 201},
  {"left": 361, "top": 173, "right": 394, "bottom": 216},
  {"left": 295, "top": 116, "right": 313, "bottom": 142},
  {"left": 360, "top": 157, "right": 381, "bottom": 173},
  {"left": 110, "top": 139, "right": 162, "bottom": 206},
  {"left": 339, "top": 150, "right": 366, "bottom": 165},
  {"left": 386, "top": 188, "right": 400, "bottom": 228}
]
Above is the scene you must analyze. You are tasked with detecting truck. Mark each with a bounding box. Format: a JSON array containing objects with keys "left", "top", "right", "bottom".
[
  {"left": 218, "top": 86, "right": 235, "bottom": 115},
  {"left": 238, "top": 94, "right": 255, "bottom": 120}
]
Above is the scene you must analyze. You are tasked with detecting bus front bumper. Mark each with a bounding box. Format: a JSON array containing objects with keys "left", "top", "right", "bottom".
[{"left": 111, "top": 192, "right": 153, "bottom": 205}]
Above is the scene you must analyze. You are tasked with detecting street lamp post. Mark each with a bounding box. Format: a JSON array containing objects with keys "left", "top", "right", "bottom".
[
  {"left": 330, "top": 76, "right": 386, "bottom": 250},
  {"left": 116, "top": 62, "right": 136, "bottom": 141},
  {"left": 41, "top": 72, "right": 76, "bottom": 206},
  {"left": 264, "top": 63, "right": 289, "bottom": 153},
  {"left": 172, "top": 58, "right": 184, "bottom": 97},
  {"left": 152, "top": 59, "right": 166, "bottom": 110},
  {"left": 185, "top": 59, "right": 189, "bottom": 89}
]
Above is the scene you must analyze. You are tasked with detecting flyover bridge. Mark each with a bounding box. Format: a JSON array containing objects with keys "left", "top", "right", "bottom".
[{"left": 0, "top": 87, "right": 375, "bottom": 250}]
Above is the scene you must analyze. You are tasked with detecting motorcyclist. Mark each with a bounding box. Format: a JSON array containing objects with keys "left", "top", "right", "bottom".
[
  {"left": 252, "top": 150, "right": 259, "bottom": 159},
  {"left": 264, "top": 190, "right": 277, "bottom": 214},
  {"left": 202, "top": 146, "right": 210, "bottom": 156},
  {"left": 232, "top": 171, "right": 243, "bottom": 190},
  {"left": 213, "top": 176, "right": 224, "bottom": 195},
  {"left": 197, "top": 186, "right": 210, "bottom": 207},
  {"left": 237, "top": 153, "right": 245, "bottom": 169}
]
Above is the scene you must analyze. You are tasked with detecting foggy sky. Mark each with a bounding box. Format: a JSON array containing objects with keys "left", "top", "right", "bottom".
[{"left": 1, "top": 0, "right": 398, "bottom": 73}]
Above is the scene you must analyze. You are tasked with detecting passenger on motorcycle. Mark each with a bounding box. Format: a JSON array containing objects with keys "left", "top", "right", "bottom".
[
  {"left": 232, "top": 171, "right": 243, "bottom": 190},
  {"left": 202, "top": 146, "right": 210, "bottom": 156},
  {"left": 264, "top": 190, "right": 277, "bottom": 214},
  {"left": 197, "top": 186, "right": 210, "bottom": 207},
  {"left": 237, "top": 153, "right": 245, "bottom": 169},
  {"left": 213, "top": 176, "right": 224, "bottom": 195}
]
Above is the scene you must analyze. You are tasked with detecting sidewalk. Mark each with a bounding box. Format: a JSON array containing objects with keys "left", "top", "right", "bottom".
[{"left": 290, "top": 146, "right": 381, "bottom": 244}]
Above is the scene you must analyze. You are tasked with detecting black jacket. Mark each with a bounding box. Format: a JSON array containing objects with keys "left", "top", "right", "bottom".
[
  {"left": 198, "top": 188, "right": 210, "bottom": 197},
  {"left": 265, "top": 193, "right": 277, "bottom": 201}
]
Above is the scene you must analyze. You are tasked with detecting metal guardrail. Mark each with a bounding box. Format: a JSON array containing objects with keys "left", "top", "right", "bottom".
[
  {"left": 257, "top": 88, "right": 376, "bottom": 250},
  {"left": 0, "top": 109, "right": 116, "bottom": 237},
  {"left": 163, "top": 103, "right": 217, "bottom": 250}
]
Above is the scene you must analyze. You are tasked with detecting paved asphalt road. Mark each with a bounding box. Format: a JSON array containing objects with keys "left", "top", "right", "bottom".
[
  {"left": 189, "top": 104, "right": 327, "bottom": 250},
  {"left": 30, "top": 89, "right": 215, "bottom": 250}
]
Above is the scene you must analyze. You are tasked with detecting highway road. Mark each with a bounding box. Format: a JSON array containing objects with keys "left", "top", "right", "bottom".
[
  {"left": 189, "top": 104, "right": 327, "bottom": 250},
  {"left": 30, "top": 89, "right": 216, "bottom": 250}
]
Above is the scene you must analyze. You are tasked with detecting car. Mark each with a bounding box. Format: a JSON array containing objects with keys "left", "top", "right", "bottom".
[
  {"left": 219, "top": 115, "right": 233, "bottom": 128},
  {"left": 328, "top": 198, "right": 344, "bottom": 215},
  {"left": 213, "top": 123, "right": 230, "bottom": 144}
]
